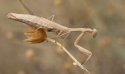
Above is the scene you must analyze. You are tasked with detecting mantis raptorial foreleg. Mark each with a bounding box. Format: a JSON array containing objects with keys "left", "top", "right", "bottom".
[
  {"left": 74, "top": 32, "right": 92, "bottom": 65},
  {"left": 71, "top": 28, "right": 96, "bottom": 65}
]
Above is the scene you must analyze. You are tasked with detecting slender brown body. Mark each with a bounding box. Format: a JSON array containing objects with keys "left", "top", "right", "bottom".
[{"left": 7, "top": 13, "right": 70, "bottom": 35}]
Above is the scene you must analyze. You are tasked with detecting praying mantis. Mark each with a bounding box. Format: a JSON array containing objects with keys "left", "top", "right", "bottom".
[{"left": 7, "top": 0, "right": 97, "bottom": 74}]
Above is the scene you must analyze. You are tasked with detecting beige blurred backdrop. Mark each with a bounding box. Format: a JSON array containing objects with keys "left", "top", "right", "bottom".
[{"left": 0, "top": 0, "right": 125, "bottom": 74}]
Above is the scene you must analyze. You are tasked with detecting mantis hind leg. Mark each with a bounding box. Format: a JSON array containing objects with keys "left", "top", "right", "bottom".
[{"left": 47, "top": 14, "right": 55, "bottom": 21}]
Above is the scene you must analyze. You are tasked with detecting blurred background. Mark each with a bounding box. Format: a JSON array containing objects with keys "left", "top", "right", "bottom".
[{"left": 0, "top": 0, "right": 125, "bottom": 74}]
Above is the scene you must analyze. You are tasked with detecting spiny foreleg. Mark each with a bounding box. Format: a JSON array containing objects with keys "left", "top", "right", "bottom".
[{"left": 72, "top": 28, "right": 97, "bottom": 65}]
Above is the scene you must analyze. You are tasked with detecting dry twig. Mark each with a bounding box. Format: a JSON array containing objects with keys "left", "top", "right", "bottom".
[{"left": 47, "top": 38, "right": 90, "bottom": 73}]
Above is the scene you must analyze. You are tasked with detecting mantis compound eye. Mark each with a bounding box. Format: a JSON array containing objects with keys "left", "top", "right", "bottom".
[
  {"left": 92, "top": 29, "right": 97, "bottom": 38},
  {"left": 24, "top": 27, "right": 47, "bottom": 43}
]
